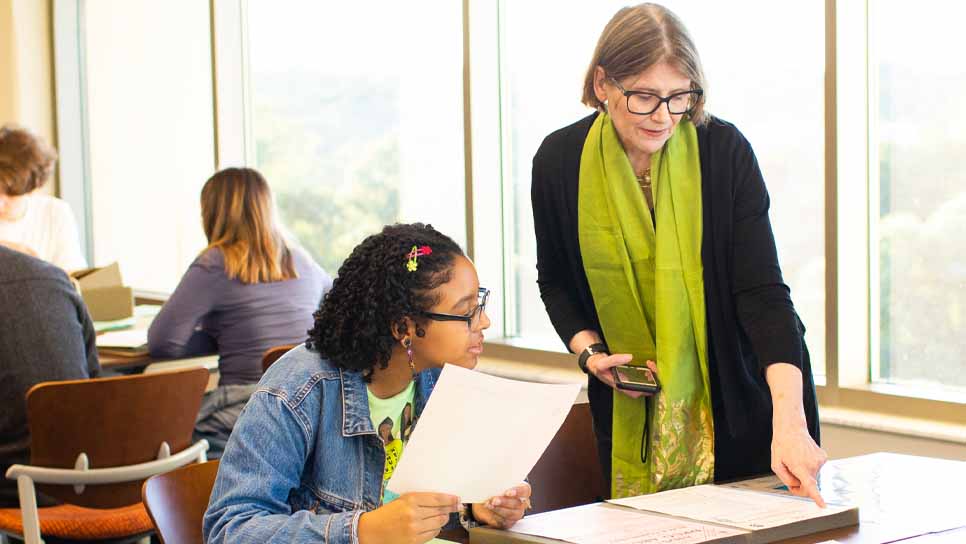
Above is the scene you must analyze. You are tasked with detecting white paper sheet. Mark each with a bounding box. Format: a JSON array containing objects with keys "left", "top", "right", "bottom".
[
  {"left": 507, "top": 502, "right": 748, "bottom": 544},
  {"left": 95, "top": 328, "right": 148, "bottom": 348},
  {"left": 608, "top": 485, "right": 853, "bottom": 530},
  {"left": 721, "top": 474, "right": 792, "bottom": 496},
  {"left": 388, "top": 364, "right": 581, "bottom": 503}
]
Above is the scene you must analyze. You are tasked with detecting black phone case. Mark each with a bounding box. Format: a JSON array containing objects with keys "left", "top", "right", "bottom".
[{"left": 611, "top": 367, "right": 661, "bottom": 394}]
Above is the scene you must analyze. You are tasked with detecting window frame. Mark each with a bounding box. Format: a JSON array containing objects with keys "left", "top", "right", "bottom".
[
  {"left": 52, "top": 0, "right": 93, "bottom": 263},
  {"left": 827, "top": 0, "right": 964, "bottom": 423}
]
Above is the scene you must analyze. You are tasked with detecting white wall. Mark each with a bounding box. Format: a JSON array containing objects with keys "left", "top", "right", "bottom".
[{"left": 0, "top": 0, "right": 57, "bottom": 194}]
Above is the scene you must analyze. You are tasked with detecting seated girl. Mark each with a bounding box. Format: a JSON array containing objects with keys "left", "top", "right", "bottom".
[
  {"left": 148, "top": 167, "right": 332, "bottom": 457},
  {"left": 204, "top": 223, "right": 531, "bottom": 544},
  {"left": 0, "top": 125, "right": 86, "bottom": 271}
]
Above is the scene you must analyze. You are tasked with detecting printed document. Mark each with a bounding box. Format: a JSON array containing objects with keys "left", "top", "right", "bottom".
[
  {"left": 388, "top": 364, "right": 581, "bottom": 503},
  {"left": 506, "top": 502, "right": 748, "bottom": 544},
  {"left": 609, "top": 485, "right": 853, "bottom": 530}
]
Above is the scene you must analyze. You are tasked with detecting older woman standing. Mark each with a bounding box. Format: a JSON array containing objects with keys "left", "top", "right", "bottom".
[{"left": 532, "top": 3, "right": 825, "bottom": 503}]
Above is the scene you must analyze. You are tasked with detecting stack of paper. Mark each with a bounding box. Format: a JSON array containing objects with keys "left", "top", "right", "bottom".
[
  {"left": 472, "top": 484, "right": 858, "bottom": 544},
  {"left": 95, "top": 329, "right": 149, "bottom": 357},
  {"left": 609, "top": 485, "right": 858, "bottom": 543},
  {"left": 487, "top": 502, "right": 748, "bottom": 544},
  {"left": 93, "top": 304, "right": 162, "bottom": 333}
]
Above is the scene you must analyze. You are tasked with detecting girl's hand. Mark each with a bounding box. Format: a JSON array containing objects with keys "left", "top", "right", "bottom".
[
  {"left": 471, "top": 483, "right": 532, "bottom": 529},
  {"left": 358, "top": 492, "right": 460, "bottom": 544}
]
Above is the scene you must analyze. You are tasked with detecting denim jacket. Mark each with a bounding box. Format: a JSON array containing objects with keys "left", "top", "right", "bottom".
[{"left": 203, "top": 344, "right": 443, "bottom": 543}]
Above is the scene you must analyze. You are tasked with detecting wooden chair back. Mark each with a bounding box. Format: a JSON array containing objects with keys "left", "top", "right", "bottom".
[
  {"left": 142, "top": 460, "right": 220, "bottom": 544},
  {"left": 526, "top": 402, "right": 607, "bottom": 514},
  {"left": 25, "top": 367, "right": 209, "bottom": 508},
  {"left": 261, "top": 344, "right": 296, "bottom": 373}
]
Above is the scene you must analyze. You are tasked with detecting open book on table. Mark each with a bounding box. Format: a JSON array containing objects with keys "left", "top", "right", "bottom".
[{"left": 470, "top": 484, "right": 858, "bottom": 544}]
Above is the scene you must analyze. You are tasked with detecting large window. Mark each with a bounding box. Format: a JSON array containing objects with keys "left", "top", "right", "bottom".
[
  {"left": 870, "top": 2, "right": 966, "bottom": 390},
  {"left": 244, "top": 1, "right": 466, "bottom": 275},
  {"left": 496, "top": 1, "right": 826, "bottom": 378},
  {"left": 70, "top": 0, "right": 465, "bottom": 289},
  {"left": 81, "top": 1, "right": 214, "bottom": 292},
  {"left": 53, "top": 1, "right": 966, "bottom": 415}
]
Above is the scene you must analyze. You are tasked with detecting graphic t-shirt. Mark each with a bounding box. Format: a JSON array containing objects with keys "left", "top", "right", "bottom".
[{"left": 367, "top": 380, "right": 417, "bottom": 504}]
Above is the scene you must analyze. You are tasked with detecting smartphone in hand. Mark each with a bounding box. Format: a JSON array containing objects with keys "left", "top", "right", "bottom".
[{"left": 611, "top": 364, "right": 661, "bottom": 394}]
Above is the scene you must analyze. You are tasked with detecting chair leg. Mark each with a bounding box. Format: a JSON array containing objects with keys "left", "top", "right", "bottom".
[{"left": 16, "top": 476, "right": 42, "bottom": 544}]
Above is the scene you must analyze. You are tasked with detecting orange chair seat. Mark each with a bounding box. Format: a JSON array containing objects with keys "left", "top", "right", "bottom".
[{"left": 0, "top": 503, "right": 152, "bottom": 540}]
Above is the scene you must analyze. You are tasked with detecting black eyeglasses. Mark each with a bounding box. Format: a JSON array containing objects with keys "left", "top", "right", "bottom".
[
  {"left": 421, "top": 287, "right": 489, "bottom": 329},
  {"left": 608, "top": 77, "right": 703, "bottom": 116}
]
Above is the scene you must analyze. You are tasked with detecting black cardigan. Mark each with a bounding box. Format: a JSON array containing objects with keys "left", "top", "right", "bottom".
[{"left": 531, "top": 112, "right": 819, "bottom": 483}]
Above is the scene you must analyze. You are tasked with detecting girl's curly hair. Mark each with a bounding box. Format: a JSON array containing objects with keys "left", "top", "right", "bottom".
[{"left": 307, "top": 223, "right": 465, "bottom": 379}]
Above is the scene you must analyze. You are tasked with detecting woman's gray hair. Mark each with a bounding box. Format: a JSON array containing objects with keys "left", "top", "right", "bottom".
[{"left": 581, "top": 3, "right": 708, "bottom": 126}]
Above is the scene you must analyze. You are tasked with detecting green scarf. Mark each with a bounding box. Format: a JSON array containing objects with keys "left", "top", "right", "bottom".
[{"left": 578, "top": 112, "right": 715, "bottom": 498}]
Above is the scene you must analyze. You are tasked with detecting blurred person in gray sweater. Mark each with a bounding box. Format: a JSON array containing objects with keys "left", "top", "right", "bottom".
[{"left": 0, "top": 245, "right": 99, "bottom": 508}]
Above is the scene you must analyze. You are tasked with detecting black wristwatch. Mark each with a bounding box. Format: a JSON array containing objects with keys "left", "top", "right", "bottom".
[{"left": 577, "top": 343, "right": 609, "bottom": 374}]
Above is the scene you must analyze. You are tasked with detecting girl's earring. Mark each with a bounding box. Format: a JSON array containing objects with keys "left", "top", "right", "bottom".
[{"left": 404, "top": 338, "right": 416, "bottom": 378}]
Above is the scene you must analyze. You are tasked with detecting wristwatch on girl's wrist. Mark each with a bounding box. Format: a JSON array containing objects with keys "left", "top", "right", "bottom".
[
  {"left": 577, "top": 343, "right": 609, "bottom": 374},
  {"left": 459, "top": 503, "right": 480, "bottom": 529}
]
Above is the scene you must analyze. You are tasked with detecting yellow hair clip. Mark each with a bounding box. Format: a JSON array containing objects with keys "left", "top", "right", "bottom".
[{"left": 406, "top": 245, "right": 433, "bottom": 272}]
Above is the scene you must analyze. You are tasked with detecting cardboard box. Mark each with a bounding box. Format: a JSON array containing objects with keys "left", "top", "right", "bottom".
[{"left": 70, "top": 262, "right": 135, "bottom": 321}]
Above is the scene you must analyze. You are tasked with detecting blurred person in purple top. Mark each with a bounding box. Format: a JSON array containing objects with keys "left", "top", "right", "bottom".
[{"left": 148, "top": 167, "right": 332, "bottom": 457}]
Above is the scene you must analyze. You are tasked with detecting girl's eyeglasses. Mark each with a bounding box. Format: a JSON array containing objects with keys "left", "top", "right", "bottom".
[{"left": 421, "top": 287, "right": 489, "bottom": 329}]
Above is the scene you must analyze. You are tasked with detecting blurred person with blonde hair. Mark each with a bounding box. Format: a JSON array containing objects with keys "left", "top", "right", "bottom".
[
  {"left": 532, "top": 3, "right": 825, "bottom": 504},
  {"left": 0, "top": 125, "right": 86, "bottom": 270},
  {"left": 148, "top": 167, "right": 332, "bottom": 457}
]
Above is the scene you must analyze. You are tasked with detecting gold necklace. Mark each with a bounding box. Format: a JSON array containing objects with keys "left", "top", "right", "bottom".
[
  {"left": 636, "top": 167, "right": 655, "bottom": 215},
  {"left": 636, "top": 168, "right": 652, "bottom": 190}
]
